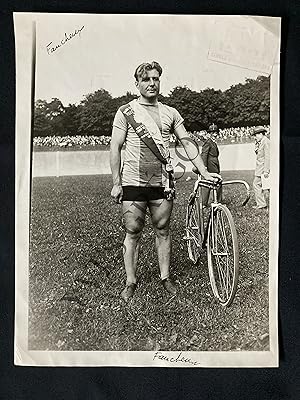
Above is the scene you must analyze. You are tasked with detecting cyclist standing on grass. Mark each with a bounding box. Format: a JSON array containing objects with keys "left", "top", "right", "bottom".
[{"left": 110, "top": 61, "right": 220, "bottom": 301}]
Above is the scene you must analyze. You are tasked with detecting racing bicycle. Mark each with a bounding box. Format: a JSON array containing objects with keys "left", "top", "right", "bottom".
[{"left": 185, "top": 172, "right": 250, "bottom": 306}]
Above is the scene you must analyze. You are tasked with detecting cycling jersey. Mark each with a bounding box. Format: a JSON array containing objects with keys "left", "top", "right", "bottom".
[{"left": 113, "top": 99, "right": 183, "bottom": 187}]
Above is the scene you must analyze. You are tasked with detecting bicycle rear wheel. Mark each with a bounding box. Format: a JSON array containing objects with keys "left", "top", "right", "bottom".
[
  {"left": 207, "top": 204, "right": 239, "bottom": 306},
  {"left": 185, "top": 194, "right": 203, "bottom": 264}
]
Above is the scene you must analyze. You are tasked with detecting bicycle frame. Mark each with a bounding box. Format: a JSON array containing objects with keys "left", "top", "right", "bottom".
[
  {"left": 193, "top": 177, "right": 250, "bottom": 207},
  {"left": 191, "top": 177, "right": 250, "bottom": 249}
]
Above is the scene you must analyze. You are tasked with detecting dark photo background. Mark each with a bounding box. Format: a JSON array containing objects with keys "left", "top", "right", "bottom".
[{"left": 1, "top": 1, "right": 300, "bottom": 400}]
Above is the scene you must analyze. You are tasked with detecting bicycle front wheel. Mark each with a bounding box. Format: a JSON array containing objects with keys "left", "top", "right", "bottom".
[
  {"left": 185, "top": 195, "right": 203, "bottom": 264},
  {"left": 207, "top": 204, "right": 239, "bottom": 306}
]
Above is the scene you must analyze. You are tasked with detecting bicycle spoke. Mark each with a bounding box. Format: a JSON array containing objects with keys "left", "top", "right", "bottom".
[
  {"left": 219, "top": 213, "right": 231, "bottom": 297},
  {"left": 220, "top": 257, "right": 229, "bottom": 298},
  {"left": 214, "top": 216, "right": 228, "bottom": 299},
  {"left": 186, "top": 198, "right": 202, "bottom": 264},
  {"left": 208, "top": 205, "right": 239, "bottom": 306},
  {"left": 187, "top": 229, "right": 201, "bottom": 245},
  {"left": 220, "top": 212, "right": 228, "bottom": 251},
  {"left": 218, "top": 212, "right": 233, "bottom": 299},
  {"left": 216, "top": 257, "right": 228, "bottom": 299}
]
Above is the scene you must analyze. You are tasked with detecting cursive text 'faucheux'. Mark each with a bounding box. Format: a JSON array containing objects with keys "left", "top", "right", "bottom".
[
  {"left": 46, "top": 26, "right": 85, "bottom": 55},
  {"left": 153, "top": 351, "right": 200, "bottom": 366}
]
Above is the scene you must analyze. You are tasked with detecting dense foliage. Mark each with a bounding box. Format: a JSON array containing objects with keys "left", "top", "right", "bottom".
[{"left": 34, "top": 76, "right": 270, "bottom": 137}]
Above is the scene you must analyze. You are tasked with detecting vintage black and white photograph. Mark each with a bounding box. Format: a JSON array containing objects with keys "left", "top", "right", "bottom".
[{"left": 14, "top": 13, "right": 280, "bottom": 367}]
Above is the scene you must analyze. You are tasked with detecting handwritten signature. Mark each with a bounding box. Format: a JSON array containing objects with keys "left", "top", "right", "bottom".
[
  {"left": 46, "top": 26, "right": 85, "bottom": 55},
  {"left": 153, "top": 351, "right": 200, "bottom": 366}
]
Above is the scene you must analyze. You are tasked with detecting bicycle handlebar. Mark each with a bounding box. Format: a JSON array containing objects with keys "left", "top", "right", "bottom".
[
  {"left": 196, "top": 178, "right": 222, "bottom": 190},
  {"left": 222, "top": 180, "right": 251, "bottom": 206},
  {"left": 196, "top": 178, "right": 250, "bottom": 206}
]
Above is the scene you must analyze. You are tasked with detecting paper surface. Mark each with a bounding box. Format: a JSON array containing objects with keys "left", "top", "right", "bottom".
[
  {"left": 208, "top": 16, "right": 280, "bottom": 74},
  {"left": 14, "top": 13, "right": 281, "bottom": 367}
]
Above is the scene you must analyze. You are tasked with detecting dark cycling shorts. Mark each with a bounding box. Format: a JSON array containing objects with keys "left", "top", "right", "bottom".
[{"left": 122, "top": 186, "right": 165, "bottom": 202}]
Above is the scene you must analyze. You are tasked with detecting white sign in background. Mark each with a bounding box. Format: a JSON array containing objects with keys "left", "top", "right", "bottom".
[{"left": 208, "top": 16, "right": 280, "bottom": 74}]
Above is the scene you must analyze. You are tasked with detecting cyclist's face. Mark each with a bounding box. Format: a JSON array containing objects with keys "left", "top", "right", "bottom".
[
  {"left": 255, "top": 133, "right": 264, "bottom": 141},
  {"left": 135, "top": 69, "right": 160, "bottom": 99}
]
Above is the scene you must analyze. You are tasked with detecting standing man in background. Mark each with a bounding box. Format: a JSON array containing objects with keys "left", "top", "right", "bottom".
[
  {"left": 251, "top": 126, "right": 270, "bottom": 210},
  {"left": 199, "top": 124, "right": 222, "bottom": 206}
]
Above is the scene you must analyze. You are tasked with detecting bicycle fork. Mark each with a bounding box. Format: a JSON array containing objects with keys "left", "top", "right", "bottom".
[{"left": 202, "top": 212, "right": 211, "bottom": 249}]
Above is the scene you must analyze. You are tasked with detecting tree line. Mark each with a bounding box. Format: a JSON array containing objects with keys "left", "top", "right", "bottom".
[{"left": 34, "top": 75, "right": 270, "bottom": 137}]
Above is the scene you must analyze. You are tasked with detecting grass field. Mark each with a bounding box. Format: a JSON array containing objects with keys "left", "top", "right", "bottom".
[{"left": 29, "top": 171, "right": 269, "bottom": 351}]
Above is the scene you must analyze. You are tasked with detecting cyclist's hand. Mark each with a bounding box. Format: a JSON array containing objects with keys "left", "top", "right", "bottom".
[
  {"left": 111, "top": 185, "right": 123, "bottom": 203},
  {"left": 202, "top": 171, "right": 222, "bottom": 183}
]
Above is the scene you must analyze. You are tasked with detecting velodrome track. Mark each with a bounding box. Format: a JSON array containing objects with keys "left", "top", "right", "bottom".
[{"left": 32, "top": 143, "right": 256, "bottom": 177}]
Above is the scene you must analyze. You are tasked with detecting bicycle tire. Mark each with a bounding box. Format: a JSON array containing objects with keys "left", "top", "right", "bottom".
[
  {"left": 207, "top": 204, "right": 239, "bottom": 306},
  {"left": 185, "top": 195, "right": 203, "bottom": 264}
]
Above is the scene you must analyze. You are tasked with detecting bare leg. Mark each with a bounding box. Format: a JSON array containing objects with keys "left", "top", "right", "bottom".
[
  {"left": 122, "top": 201, "right": 147, "bottom": 284},
  {"left": 149, "top": 199, "right": 173, "bottom": 280},
  {"left": 123, "top": 233, "right": 141, "bottom": 284}
]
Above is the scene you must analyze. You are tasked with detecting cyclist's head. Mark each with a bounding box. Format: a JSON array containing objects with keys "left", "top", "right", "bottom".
[
  {"left": 134, "top": 61, "right": 163, "bottom": 82},
  {"left": 134, "top": 62, "right": 162, "bottom": 100}
]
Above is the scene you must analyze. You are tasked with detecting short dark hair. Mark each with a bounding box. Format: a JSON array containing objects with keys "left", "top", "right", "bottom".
[
  {"left": 134, "top": 61, "right": 163, "bottom": 81},
  {"left": 208, "top": 123, "right": 218, "bottom": 133}
]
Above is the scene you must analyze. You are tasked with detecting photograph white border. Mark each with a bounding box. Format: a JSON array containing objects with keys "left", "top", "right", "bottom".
[{"left": 14, "top": 12, "right": 280, "bottom": 367}]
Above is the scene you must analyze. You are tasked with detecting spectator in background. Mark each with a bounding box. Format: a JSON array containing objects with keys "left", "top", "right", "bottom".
[
  {"left": 197, "top": 124, "right": 222, "bottom": 206},
  {"left": 251, "top": 126, "right": 270, "bottom": 210},
  {"left": 32, "top": 125, "right": 270, "bottom": 148}
]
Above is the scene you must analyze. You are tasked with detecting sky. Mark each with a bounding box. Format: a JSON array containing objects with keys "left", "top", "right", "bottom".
[{"left": 34, "top": 14, "right": 275, "bottom": 106}]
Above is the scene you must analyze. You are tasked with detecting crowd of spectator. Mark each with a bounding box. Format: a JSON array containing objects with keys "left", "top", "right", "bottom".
[
  {"left": 33, "top": 126, "right": 270, "bottom": 149},
  {"left": 33, "top": 135, "right": 111, "bottom": 148},
  {"left": 216, "top": 125, "right": 270, "bottom": 143},
  {"left": 189, "top": 125, "right": 270, "bottom": 144}
]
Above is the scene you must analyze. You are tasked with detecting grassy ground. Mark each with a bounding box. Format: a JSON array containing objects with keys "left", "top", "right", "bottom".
[{"left": 29, "top": 171, "right": 269, "bottom": 351}]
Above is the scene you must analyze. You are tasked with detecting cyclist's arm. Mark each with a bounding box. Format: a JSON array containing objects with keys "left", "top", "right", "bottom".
[
  {"left": 110, "top": 125, "right": 126, "bottom": 184},
  {"left": 110, "top": 125, "right": 126, "bottom": 202},
  {"left": 174, "top": 124, "right": 220, "bottom": 181}
]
